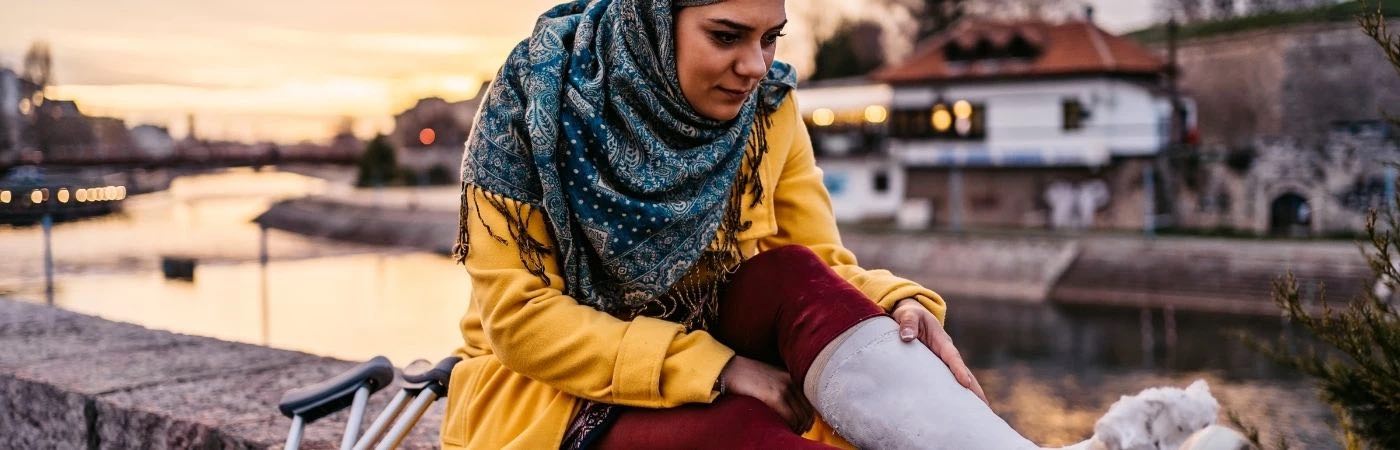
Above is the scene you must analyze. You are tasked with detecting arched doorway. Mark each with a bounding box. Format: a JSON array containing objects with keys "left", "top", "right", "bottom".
[{"left": 1270, "top": 193, "right": 1311, "bottom": 237}]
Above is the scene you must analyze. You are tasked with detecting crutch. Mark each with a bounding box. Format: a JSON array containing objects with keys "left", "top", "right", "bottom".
[
  {"left": 278, "top": 356, "right": 395, "bottom": 450},
  {"left": 354, "top": 356, "right": 460, "bottom": 450}
]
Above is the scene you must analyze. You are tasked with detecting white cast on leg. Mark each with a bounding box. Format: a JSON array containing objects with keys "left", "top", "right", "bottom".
[{"left": 802, "top": 316, "right": 1039, "bottom": 450}]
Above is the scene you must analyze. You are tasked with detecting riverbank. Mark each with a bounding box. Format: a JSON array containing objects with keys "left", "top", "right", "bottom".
[
  {"left": 0, "top": 297, "right": 442, "bottom": 449},
  {"left": 257, "top": 194, "right": 1373, "bottom": 315}
]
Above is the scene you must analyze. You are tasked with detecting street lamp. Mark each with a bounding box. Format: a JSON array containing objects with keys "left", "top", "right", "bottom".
[
  {"left": 863, "top": 105, "right": 888, "bottom": 124},
  {"left": 952, "top": 100, "right": 972, "bottom": 119},
  {"left": 931, "top": 104, "right": 952, "bottom": 132}
]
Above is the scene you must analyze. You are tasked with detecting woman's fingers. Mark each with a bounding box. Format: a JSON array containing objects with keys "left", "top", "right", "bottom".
[
  {"left": 787, "top": 383, "right": 815, "bottom": 433},
  {"left": 965, "top": 370, "right": 989, "bottom": 405},
  {"left": 895, "top": 303, "right": 985, "bottom": 403},
  {"left": 782, "top": 387, "right": 808, "bottom": 433},
  {"left": 894, "top": 308, "right": 919, "bottom": 342},
  {"left": 924, "top": 324, "right": 989, "bottom": 405},
  {"left": 796, "top": 384, "right": 816, "bottom": 432},
  {"left": 765, "top": 368, "right": 807, "bottom": 433}
]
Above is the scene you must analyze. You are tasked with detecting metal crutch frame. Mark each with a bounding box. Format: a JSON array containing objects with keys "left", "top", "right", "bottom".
[
  {"left": 277, "top": 355, "right": 460, "bottom": 450},
  {"left": 278, "top": 356, "right": 396, "bottom": 450},
  {"left": 359, "top": 356, "right": 460, "bottom": 450}
]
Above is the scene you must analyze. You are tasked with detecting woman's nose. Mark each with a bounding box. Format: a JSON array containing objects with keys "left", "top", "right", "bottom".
[{"left": 733, "top": 43, "right": 768, "bottom": 80}]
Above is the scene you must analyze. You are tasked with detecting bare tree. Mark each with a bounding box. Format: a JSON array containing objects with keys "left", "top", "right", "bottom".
[
  {"left": 883, "top": 0, "right": 968, "bottom": 42},
  {"left": 963, "top": 0, "right": 1080, "bottom": 22},
  {"left": 1157, "top": 0, "right": 1209, "bottom": 23},
  {"left": 1211, "top": 0, "right": 1237, "bottom": 19},
  {"left": 22, "top": 41, "right": 52, "bottom": 90}
]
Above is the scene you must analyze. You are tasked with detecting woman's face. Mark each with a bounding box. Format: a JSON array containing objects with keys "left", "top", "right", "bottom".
[{"left": 674, "top": 0, "right": 787, "bottom": 122}]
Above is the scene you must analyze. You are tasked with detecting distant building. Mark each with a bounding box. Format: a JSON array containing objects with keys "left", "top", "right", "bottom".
[
  {"left": 857, "top": 19, "right": 1182, "bottom": 230},
  {"left": 130, "top": 125, "right": 176, "bottom": 159},
  {"left": 1165, "top": 0, "right": 1340, "bottom": 24},
  {"left": 1139, "top": 18, "right": 1400, "bottom": 236},
  {"left": 798, "top": 78, "right": 905, "bottom": 224},
  {"left": 32, "top": 99, "right": 97, "bottom": 161},
  {"left": 0, "top": 68, "right": 40, "bottom": 166},
  {"left": 89, "top": 116, "right": 132, "bottom": 158},
  {"left": 390, "top": 82, "right": 490, "bottom": 183},
  {"left": 0, "top": 69, "right": 20, "bottom": 165}
]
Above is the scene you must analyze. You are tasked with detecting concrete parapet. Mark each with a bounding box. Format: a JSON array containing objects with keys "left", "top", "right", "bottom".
[{"left": 0, "top": 299, "right": 443, "bottom": 449}]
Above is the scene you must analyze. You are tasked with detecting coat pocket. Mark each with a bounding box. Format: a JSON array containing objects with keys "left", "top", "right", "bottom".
[{"left": 439, "top": 356, "right": 489, "bottom": 448}]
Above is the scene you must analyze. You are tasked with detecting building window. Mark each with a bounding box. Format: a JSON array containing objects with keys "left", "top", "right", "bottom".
[
  {"left": 873, "top": 171, "right": 890, "bottom": 193},
  {"left": 1062, "top": 98, "right": 1088, "bottom": 131},
  {"left": 890, "top": 100, "right": 985, "bottom": 140},
  {"left": 823, "top": 172, "right": 848, "bottom": 196}
]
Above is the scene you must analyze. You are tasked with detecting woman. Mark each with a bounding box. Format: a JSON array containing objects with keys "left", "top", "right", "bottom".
[{"left": 441, "top": 0, "right": 1231, "bottom": 448}]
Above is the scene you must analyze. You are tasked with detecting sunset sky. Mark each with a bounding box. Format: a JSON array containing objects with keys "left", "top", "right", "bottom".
[{"left": 0, "top": 0, "right": 1154, "bottom": 144}]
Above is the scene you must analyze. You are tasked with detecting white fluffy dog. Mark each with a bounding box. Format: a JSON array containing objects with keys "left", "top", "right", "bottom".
[{"left": 1059, "top": 380, "right": 1248, "bottom": 450}]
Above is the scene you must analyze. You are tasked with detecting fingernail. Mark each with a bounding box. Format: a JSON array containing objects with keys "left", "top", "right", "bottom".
[{"left": 900, "top": 328, "right": 915, "bottom": 340}]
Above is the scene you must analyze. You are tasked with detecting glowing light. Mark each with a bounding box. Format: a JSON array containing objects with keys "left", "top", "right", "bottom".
[
  {"left": 0, "top": 190, "right": 9, "bottom": 204},
  {"left": 955, "top": 117, "right": 973, "bottom": 136},
  {"left": 30, "top": 190, "right": 43, "bottom": 204},
  {"left": 863, "top": 105, "right": 888, "bottom": 124},
  {"left": 812, "top": 108, "right": 835, "bottom": 127},
  {"left": 931, "top": 105, "right": 952, "bottom": 132},
  {"left": 57, "top": 189, "right": 70, "bottom": 203},
  {"left": 418, "top": 128, "right": 436, "bottom": 146},
  {"left": 76, "top": 189, "right": 87, "bottom": 202},
  {"left": 953, "top": 100, "right": 973, "bottom": 119}
]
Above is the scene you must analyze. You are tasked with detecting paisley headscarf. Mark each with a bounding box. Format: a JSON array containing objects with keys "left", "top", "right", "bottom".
[{"left": 455, "top": 0, "right": 797, "bottom": 323}]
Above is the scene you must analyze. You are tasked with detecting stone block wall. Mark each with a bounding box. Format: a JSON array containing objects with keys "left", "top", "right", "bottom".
[{"left": 0, "top": 299, "right": 443, "bottom": 449}]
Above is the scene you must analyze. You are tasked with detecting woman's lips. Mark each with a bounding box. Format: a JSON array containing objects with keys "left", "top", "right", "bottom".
[{"left": 716, "top": 86, "right": 751, "bottom": 102}]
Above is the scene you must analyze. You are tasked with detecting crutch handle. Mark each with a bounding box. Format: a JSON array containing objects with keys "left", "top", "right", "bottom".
[
  {"left": 278, "top": 356, "right": 395, "bottom": 423},
  {"left": 401, "top": 356, "right": 459, "bottom": 395}
]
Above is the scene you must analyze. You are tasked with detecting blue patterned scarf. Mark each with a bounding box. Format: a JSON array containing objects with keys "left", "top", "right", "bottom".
[{"left": 455, "top": 0, "right": 796, "bottom": 322}]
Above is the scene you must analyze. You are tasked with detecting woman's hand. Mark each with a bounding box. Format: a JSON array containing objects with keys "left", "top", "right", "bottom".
[
  {"left": 892, "top": 298, "right": 989, "bottom": 405},
  {"left": 717, "top": 355, "right": 815, "bottom": 433}
]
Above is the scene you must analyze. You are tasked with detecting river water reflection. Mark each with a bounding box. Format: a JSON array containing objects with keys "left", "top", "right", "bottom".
[{"left": 0, "top": 169, "right": 1339, "bottom": 447}]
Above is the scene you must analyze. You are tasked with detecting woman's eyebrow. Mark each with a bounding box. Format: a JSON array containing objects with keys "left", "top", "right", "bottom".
[{"left": 708, "top": 18, "right": 788, "bottom": 33}]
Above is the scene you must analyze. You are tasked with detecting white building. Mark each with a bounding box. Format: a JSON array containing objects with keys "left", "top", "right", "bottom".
[
  {"left": 861, "top": 19, "right": 1185, "bottom": 230},
  {"left": 798, "top": 79, "right": 905, "bottom": 224}
]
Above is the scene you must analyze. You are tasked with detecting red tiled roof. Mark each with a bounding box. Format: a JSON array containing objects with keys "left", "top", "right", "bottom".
[{"left": 872, "top": 19, "right": 1166, "bottom": 83}]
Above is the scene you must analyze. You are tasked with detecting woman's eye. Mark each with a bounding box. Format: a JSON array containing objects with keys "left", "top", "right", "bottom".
[
  {"left": 712, "top": 32, "right": 739, "bottom": 46},
  {"left": 763, "top": 33, "right": 786, "bottom": 46}
]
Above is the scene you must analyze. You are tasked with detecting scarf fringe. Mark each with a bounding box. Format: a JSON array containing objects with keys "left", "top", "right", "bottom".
[{"left": 453, "top": 182, "right": 552, "bottom": 286}]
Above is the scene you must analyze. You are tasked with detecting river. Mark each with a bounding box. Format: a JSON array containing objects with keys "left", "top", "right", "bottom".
[{"left": 0, "top": 168, "right": 1340, "bottom": 447}]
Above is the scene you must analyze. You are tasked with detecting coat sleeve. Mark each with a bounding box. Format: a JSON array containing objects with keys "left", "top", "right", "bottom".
[
  {"left": 461, "top": 185, "right": 734, "bottom": 408},
  {"left": 757, "top": 95, "right": 947, "bottom": 323}
]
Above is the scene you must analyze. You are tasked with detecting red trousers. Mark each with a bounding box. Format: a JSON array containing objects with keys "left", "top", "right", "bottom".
[{"left": 595, "top": 245, "right": 885, "bottom": 449}]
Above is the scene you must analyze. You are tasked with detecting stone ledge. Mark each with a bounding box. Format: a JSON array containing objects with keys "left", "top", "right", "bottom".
[{"left": 0, "top": 298, "right": 443, "bottom": 449}]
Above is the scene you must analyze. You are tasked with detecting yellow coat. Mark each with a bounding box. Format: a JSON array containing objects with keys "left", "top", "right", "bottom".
[{"left": 441, "top": 94, "right": 948, "bottom": 449}]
